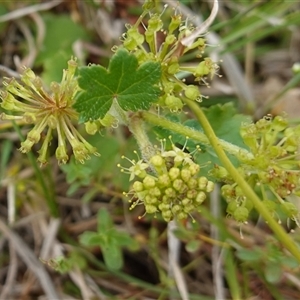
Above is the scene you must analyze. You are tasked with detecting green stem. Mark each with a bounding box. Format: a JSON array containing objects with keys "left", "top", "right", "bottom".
[
  {"left": 142, "top": 111, "right": 253, "bottom": 160},
  {"left": 12, "top": 122, "right": 59, "bottom": 217},
  {"left": 184, "top": 99, "right": 300, "bottom": 262},
  {"left": 128, "top": 113, "right": 156, "bottom": 162}
]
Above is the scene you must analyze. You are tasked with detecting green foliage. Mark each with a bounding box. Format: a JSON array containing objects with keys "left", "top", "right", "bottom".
[
  {"left": 79, "top": 208, "right": 139, "bottom": 270},
  {"left": 74, "top": 49, "right": 161, "bottom": 122},
  {"left": 35, "top": 14, "right": 89, "bottom": 84},
  {"left": 1, "top": 1, "right": 300, "bottom": 299},
  {"left": 237, "top": 242, "right": 299, "bottom": 284},
  {"left": 42, "top": 251, "right": 87, "bottom": 274}
]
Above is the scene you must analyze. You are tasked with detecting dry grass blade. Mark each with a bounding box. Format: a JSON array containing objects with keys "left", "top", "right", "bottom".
[
  {"left": 0, "top": 218, "right": 59, "bottom": 299},
  {"left": 0, "top": 0, "right": 63, "bottom": 23},
  {"left": 168, "top": 221, "right": 189, "bottom": 300},
  {"left": 0, "top": 243, "right": 18, "bottom": 300},
  {"left": 181, "top": 0, "right": 219, "bottom": 47}
]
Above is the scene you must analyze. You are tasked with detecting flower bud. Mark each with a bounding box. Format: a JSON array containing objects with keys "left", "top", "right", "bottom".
[
  {"left": 85, "top": 121, "right": 99, "bottom": 135},
  {"left": 143, "top": 175, "right": 156, "bottom": 189},
  {"left": 133, "top": 181, "right": 144, "bottom": 192},
  {"left": 195, "top": 191, "right": 206, "bottom": 204},
  {"left": 148, "top": 15, "right": 163, "bottom": 32},
  {"left": 145, "top": 204, "right": 157, "bottom": 214},
  {"left": 55, "top": 145, "right": 69, "bottom": 164},
  {"left": 185, "top": 85, "right": 200, "bottom": 100},
  {"left": 169, "top": 167, "right": 180, "bottom": 180},
  {"left": 233, "top": 207, "right": 249, "bottom": 222},
  {"left": 198, "top": 176, "right": 208, "bottom": 190},
  {"left": 169, "top": 15, "right": 182, "bottom": 33}
]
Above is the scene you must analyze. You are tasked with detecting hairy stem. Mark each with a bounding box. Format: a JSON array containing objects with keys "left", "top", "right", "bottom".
[
  {"left": 184, "top": 99, "right": 300, "bottom": 262},
  {"left": 142, "top": 111, "right": 253, "bottom": 160}
]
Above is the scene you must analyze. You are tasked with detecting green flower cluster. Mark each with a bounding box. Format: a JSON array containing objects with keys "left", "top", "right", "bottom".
[
  {"left": 0, "top": 59, "right": 99, "bottom": 164},
  {"left": 119, "top": 0, "right": 219, "bottom": 112},
  {"left": 120, "top": 142, "right": 214, "bottom": 222},
  {"left": 217, "top": 115, "right": 300, "bottom": 224}
]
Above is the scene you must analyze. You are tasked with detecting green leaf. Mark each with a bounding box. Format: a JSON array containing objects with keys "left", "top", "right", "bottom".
[
  {"left": 97, "top": 208, "right": 114, "bottom": 233},
  {"left": 236, "top": 248, "right": 262, "bottom": 262},
  {"left": 265, "top": 261, "right": 282, "bottom": 283},
  {"left": 35, "top": 14, "right": 89, "bottom": 84},
  {"left": 79, "top": 231, "right": 103, "bottom": 246},
  {"left": 185, "top": 240, "right": 201, "bottom": 253},
  {"left": 74, "top": 49, "right": 161, "bottom": 122},
  {"left": 102, "top": 240, "right": 124, "bottom": 270}
]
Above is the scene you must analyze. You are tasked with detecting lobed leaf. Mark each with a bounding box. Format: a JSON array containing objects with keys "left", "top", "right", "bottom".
[{"left": 74, "top": 49, "right": 161, "bottom": 122}]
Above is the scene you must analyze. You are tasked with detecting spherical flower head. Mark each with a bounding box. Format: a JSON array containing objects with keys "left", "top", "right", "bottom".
[
  {"left": 121, "top": 141, "right": 214, "bottom": 222},
  {"left": 0, "top": 58, "right": 99, "bottom": 165}
]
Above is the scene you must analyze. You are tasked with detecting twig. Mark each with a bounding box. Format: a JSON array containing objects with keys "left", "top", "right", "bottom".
[
  {"left": 0, "top": 0, "right": 63, "bottom": 23},
  {"left": 0, "top": 242, "right": 18, "bottom": 299},
  {"left": 0, "top": 218, "right": 60, "bottom": 299},
  {"left": 16, "top": 19, "right": 37, "bottom": 68},
  {"left": 210, "top": 184, "right": 225, "bottom": 300},
  {"left": 39, "top": 218, "right": 61, "bottom": 260},
  {"left": 168, "top": 220, "right": 189, "bottom": 300},
  {"left": 0, "top": 65, "right": 20, "bottom": 78}
]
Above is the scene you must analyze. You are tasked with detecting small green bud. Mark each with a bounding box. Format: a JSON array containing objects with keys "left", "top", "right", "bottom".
[
  {"left": 148, "top": 15, "right": 163, "bottom": 32},
  {"left": 149, "top": 187, "right": 161, "bottom": 197},
  {"left": 145, "top": 196, "right": 158, "bottom": 204},
  {"left": 206, "top": 181, "right": 214, "bottom": 193},
  {"left": 177, "top": 211, "right": 188, "bottom": 220},
  {"left": 187, "top": 178, "right": 197, "bottom": 189},
  {"left": 184, "top": 203, "right": 194, "bottom": 213},
  {"left": 165, "top": 34, "right": 176, "bottom": 45},
  {"left": 233, "top": 207, "right": 249, "bottom": 222},
  {"left": 194, "top": 58, "right": 212, "bottom": 77},
  {"left": 123, "top": 37, "right": 138, "bottom": 51},
  {"left": 188, "top": 163, "right": 200, "bottom": 176},
  {"left": 142, "top": 0, "right": 156, "bottom": 10},
  {"left": 181, "top": 169, "right": 191, "bottom": 182},
  {"left": 186, "top": 189, "right": 197, "bottom": 199},
  {"left": 145, "top": 204, "right": 157, "bottom": 214},
  {"left": 100, "top": 113, "right": 118, "bottom": 128},
  {"left": 195, "top": 191, "right": 206, "bottom": 204},
  {"left": 157, "top": 174, "right": 171, "bottom": 187},
  {"left": 222, "top": 184, "right": 236, "bottom": 200},
  {"left": 181, "top": 198, "right": 190, "bottom": 206},
  {"left": 226, "top": 201, "right": 239, "bottom": 215},
  {"left": 27, "top": 129, "right": 41, "bottom": 143},
  {"left": 55, "top": 145, "right": 69, "bottom": 164},
  {"left": 169, "top": 167, "right": 180, "bottom": 180},
  {"left": 150, "top": 155, "right": 164, "bottom": 167},
  {"left": 172, "top": 204, "right": 182, "bottom": 214},
  {"left": 159, "top": 203, "right": 170, "bottom": 211},
  {"left": 143, "top": 175, "right": 156, "bottom": 189},
  {"left": 165, "top": 187, "right": 176, "bottom": 198},
  {"left": 198, "top": 176, "right": 208, "bottom": 190},
  {"left": 85, "top": 121, "right": 99, "bottom": 135},
  {"left": 19, "top": 139, "right": 35, "bottom": 153},
  {"left": 133, "top": 181, "right": 144, "bottom": 192},
  {"left": 273, "top": 116, "right": 288, "bottom": 132},
  {"left": 169, "top": 15, "right": 182, "bottom": 33},
  {"left": 162, "top": 210, "right": 172, "bottom": 222},
  {"left": 173, "top": 178, "right": 184, "bottom": 191},
  {"left": 185, "top": 85, "right": 200, "bottom": 100},
  {"left": 165, "top": 95, "right": 183, "bottom": 111}
]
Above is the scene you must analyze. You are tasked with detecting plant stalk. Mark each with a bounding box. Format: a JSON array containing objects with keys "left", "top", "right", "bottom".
[{"left": 184, "top": 99, "right": 300, "bottom": 262}]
